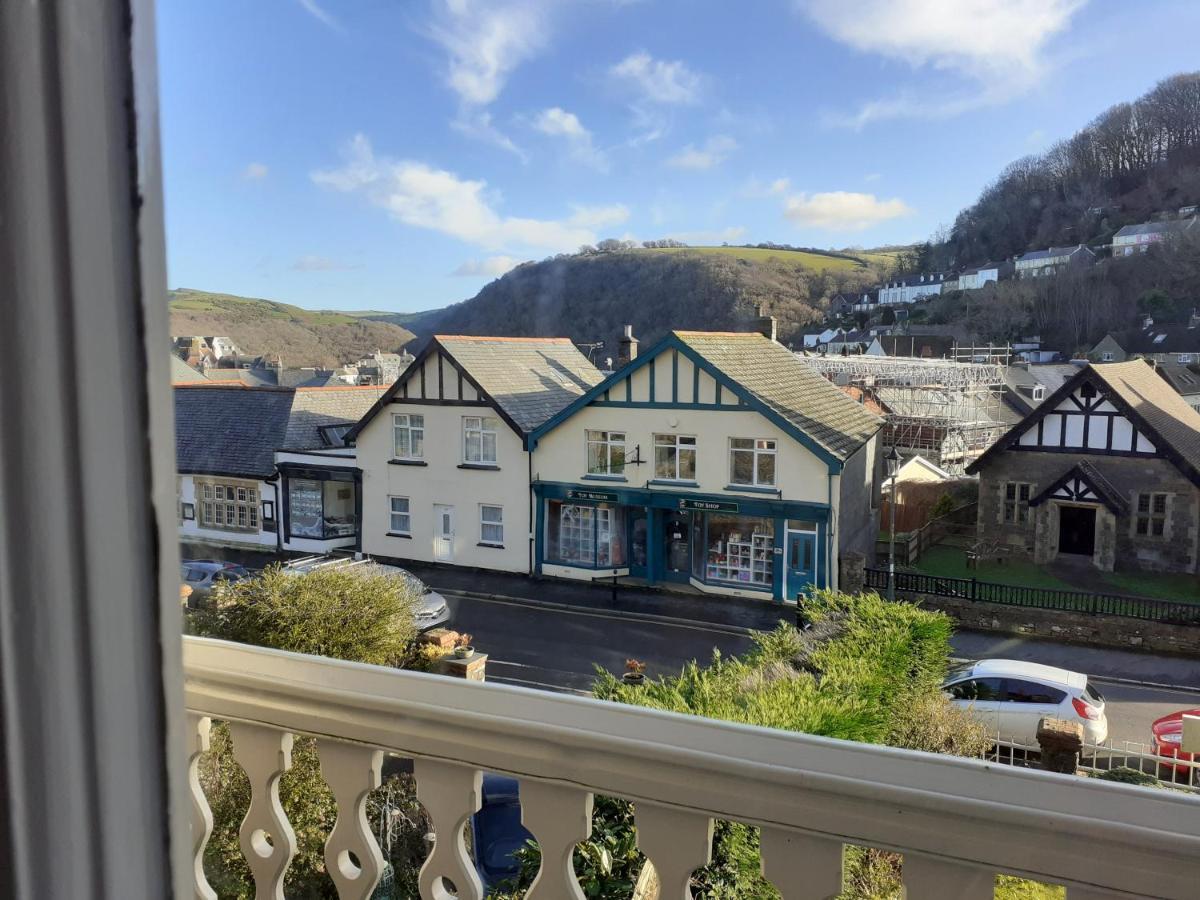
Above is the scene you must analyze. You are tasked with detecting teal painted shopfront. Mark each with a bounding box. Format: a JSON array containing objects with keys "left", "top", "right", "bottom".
[{"left": 533, "top": 480, "right": 829, "bottom": 601}]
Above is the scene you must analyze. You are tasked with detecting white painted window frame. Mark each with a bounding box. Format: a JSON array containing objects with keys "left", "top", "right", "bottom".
[
  {"left": 392, "top": 412, "right": 425, "bottom": 460},
  {"left": 653, "top": 432, "right": 698, "bottom": 481},
  {"left": 388, "top": 495, "right": 412, "bottom": 535},
  {"left": 463, "top": 414, "right": 499, "bottom": 464},
  {"left": 728, "top": 437, "right": 777, "bottom": 487},
  {"left": 479, "top": 504, "right": 504, "bottom": 546}
]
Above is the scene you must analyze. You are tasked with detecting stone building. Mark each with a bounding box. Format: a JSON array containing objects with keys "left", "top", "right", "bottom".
[{"left": 966, "top": 360, "right": 1200, "bottom": 574}]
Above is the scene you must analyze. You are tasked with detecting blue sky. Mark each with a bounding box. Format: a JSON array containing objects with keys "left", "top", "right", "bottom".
[{"left": 158, "top": 0, "right": 1200, "bottom": 313}]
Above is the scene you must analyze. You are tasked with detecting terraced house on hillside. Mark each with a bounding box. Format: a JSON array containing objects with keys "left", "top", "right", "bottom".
[
  {"left": 525, "top": 325, "right": 884, "bottom": 599},
  {"left": 967, "top": 360, "right": 1200, "bottom": 574}
]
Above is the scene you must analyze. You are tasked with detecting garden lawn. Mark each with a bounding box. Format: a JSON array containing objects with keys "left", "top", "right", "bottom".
[{"left": 913, "top": 545, "right": 1074, "bottom": 590}]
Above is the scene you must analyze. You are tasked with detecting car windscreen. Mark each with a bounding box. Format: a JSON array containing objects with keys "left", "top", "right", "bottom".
[{"left": 942, "top": 664, "right": 974, "bottom": 687}]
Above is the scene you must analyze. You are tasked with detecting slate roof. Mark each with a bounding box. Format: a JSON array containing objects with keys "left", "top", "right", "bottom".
[
  {"left": 1117, "top": 323, "right": 1200, "bottom": 354},
  {"left": 1155, "top": 359, "right": 1200, "bottom": 397},
  {"left": 1017, "top": 245, "right": 1093, "bottom": 263},
  {"left": 170, "top": 355, "right": 208, "bottom": 383},
  {"left": 435, "top": 336, "right": 604, "bottom": 433},
  {"left": 676, "top": 332, "right": 883, "bottom": 461},
  {"left": 1114, "top": 217, "right": 1197, "bottom": 239},
  {"left": 174, "top": 386, "right": 295, "bottom": 478},
  {"left": 282, "top": 386, "right": 387, "bottom": 450}
]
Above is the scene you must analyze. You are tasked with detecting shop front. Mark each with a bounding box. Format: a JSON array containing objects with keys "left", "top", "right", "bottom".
[
  {"left": 277, "top": 463, "right": 362, "bottom": 551},
  {"left": 534, "top": 481, "right": 828, "bottom": 601}
]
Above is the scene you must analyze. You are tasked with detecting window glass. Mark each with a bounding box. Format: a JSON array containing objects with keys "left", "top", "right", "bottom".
[
  {"left": 393, "top": 414, "right": 425, "bottom": 459},
  {"left": 586, "top": 430, "right": 626, "bottom": 476},
  {"left": 703, "top": 514, "right": 774, "bottom": 587},
  {"left": 464, "top": 416, "right": 499, "bottom": 464},
  {"left": 480, "top": 505, "right": 504, "bottom": 545},
  {"left": 1003, "top": 679, "right": 1066, "bottom": 704},
  {"left": 389, "top": 496, "right": 411, "bottom": 534},
  {"left": 197, "top": 479, "right": 260, "bottom": 533},
  {"left": 1135, "top": 492, "right": 1169, "bottom": 537},
  {"left": 546, "top": 501, "right": 626, "bottom": 567},
  {"left": 654, "top": 433, "right": 696, "bottom": 481},
  {"left": 288, "top": 479, "right": 324, "bottom": 538},
  {"left": 1003, "top": 482, "right": 1032, "bottom": 524},
  {"left": 949, "top": 678, "right": 1003, "bottom": 701},
  {"left": 728, "top": 438, "right": 777, "bottom": 487},
  {"left": 323, "top": 481, "right": 356, "bottom": 537}
]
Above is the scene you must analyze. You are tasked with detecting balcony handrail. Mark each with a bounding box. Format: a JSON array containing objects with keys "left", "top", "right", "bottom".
[{"left": 183, "top": 635, "right": 1200, "bottom": 897}]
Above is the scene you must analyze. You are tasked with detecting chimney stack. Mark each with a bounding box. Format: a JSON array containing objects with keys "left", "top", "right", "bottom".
[
  {"left": 754, "top": 304, "right": 777, "bottom": 342},
  {"left": 617, "top": 325, "right": 638, "bottom": 367}
]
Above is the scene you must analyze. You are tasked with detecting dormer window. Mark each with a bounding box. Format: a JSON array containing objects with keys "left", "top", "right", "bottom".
[{"left": 1031, "top": 385, "right": 1045, "bottom": 401}]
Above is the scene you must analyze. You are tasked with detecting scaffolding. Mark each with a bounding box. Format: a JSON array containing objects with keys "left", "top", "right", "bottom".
[{"left": 798, "top": 349, "right": 1010, "bottom": 474}]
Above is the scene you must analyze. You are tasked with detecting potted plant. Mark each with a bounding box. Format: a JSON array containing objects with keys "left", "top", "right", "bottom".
[
  {"left": 453, "top": 633, "right": 475, "bottom": 659},
  {"left": 622, "top": 658, "right": 646, "bottom": 686}
]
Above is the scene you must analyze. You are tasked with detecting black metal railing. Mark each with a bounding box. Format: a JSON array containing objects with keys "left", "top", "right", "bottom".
[{"left": 864, "top": 567, "right": 1200, "bottom": 624}]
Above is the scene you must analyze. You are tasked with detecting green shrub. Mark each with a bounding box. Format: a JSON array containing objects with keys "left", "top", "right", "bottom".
[
  {"left": 193, "top": 565, "right": 428, "bottom": 897},
  {"left": 1093, "top": 766, "right": 1161, "bottom": 787}
]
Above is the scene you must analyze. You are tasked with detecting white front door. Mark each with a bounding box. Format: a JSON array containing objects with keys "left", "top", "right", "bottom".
[{"left": 433, "top": 504, "right": 455, "bottom": 562}]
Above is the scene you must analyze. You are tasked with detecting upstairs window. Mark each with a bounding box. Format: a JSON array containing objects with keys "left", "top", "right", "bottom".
[
  {"left": 1002, "top": 482, "right": 1031, "bottom": 524},
  {"left": 729, "top": 438, "right": 776, "bottom": 487},
  {"left": 586, "top": 430, "right": 626, "bottom": 476},
  {"left": 463, "top": 416, "right": 499, "bottom": 464},
  {"left": 654, "top": 434, "right": 696, "bottom": 481},
  {"left": 393, "top": 414, "right": 424, "bottom": 460},
  {"left": 1135, "top": 492, "right": 1169, "bottom": 537}
]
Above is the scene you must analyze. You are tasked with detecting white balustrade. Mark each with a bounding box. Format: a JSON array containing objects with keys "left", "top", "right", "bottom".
[{"left": 183, "top": 636, "right": 1200, "bottom": 900}]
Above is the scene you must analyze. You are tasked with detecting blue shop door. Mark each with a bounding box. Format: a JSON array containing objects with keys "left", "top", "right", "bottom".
[{"left": 785, "top": 532, "right": 817, "bottom": 599}]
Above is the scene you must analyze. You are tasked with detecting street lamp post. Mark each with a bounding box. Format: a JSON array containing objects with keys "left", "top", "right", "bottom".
[{"left": 885, "top": 446, "right": 901, "bottom": 602}]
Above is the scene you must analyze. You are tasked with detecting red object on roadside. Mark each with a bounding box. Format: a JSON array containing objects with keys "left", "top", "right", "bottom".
[{"left": 1151, "top": 708, "right": 1200, "bottom": 775}]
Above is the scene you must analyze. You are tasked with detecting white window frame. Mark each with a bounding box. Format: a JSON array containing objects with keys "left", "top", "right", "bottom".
[
  {"left": 653, "top": 433, "right": 697, "bottom": 482},
  {"left": 388, "top": 496, "right": 411, "bottom": 535},
  {"left": 463, "top": 415, "right": 500, "bottom": 465},
  {"left": 479, "top": 504, "right": 504, "bottom": 546},
  {"left": 196, "top": 478, "right": 259, "bottom": 533},
  {"left": 392, "top": 413, "right": 425, "bottom": 460},
  {"left": 728, "top": 438, "right": 777, "bottom": 487},
  {"left": 586, "top": 429, "right": 627, "bottom": 476},
  {"left": 1100, "top": 351, "right": 1114, "bottom": 362}
]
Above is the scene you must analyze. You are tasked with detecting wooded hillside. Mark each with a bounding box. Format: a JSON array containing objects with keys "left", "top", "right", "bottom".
[
  {"left": 169, "top": 289, "right": 415, "bottom": 368},
  {"left": 409, "top": 247, "right": 887, "bottom": 350}
]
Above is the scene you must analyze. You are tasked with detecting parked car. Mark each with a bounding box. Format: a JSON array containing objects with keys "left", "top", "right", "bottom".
[
  {"left": 470, "top": 774, "right": 532, "bottom": 892},
  {"left": 279, "top": 554, "right": 451, "bottom": 631},
  {"left": 180, "top": 560, "right": 252, "bottom": 606},
  {"left": 1151, "top": 708, "right": 1200, "bottom": 778},
  {"left": 942, "top": 659, "right": 1108, "bottom": 745}
]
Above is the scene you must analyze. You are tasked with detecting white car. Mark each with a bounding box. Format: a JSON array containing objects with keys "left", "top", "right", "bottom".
[
  {"left": 943, "top": 659, "right": 1108, "bottom": 746},
  {"left": 280, "top": 555, "right": 451, "bottom": 631}
]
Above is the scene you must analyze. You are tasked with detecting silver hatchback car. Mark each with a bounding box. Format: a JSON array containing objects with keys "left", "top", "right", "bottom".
[{"left": 280, "top": 555, "right": 451, "bottom": 632}]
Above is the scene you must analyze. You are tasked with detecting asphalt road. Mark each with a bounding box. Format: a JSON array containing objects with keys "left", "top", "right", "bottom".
[{"left": 447, "top": 591, "right": 1200, "bottom": 747}]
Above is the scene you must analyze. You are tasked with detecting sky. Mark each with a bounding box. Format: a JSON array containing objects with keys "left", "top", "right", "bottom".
[{"left": 158, "top": 0, "right": 1200, "bottom": 314}]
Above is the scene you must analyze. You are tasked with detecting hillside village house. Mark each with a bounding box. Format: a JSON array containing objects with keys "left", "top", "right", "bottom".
[
  {"left": 1112, "top": 216, "right": 1198, "bottom": 255},
  {"left": 1015, "top": 244, "right": 1096, "bottom": 278},
  {"left": 878, "top": 273, "right": 946, "bottom": 305},
  {"left": 1090, "top": 315, "right": 1200, "bottom": 364},
  {"left": 1155, "top": 359, "right": 1200, "bottom": 411},
  {"left": 525, "top": 327, "right": 883, "bottom": 599},
  {"left": 957, "top": 259, "right": 1014, "bottom": 290},
  {"left": 174, "top": 383, "right": 383, "bottom": 554},
  {"left": 966, "top": 360, "right": 1200, "bottom": 574},
  {"left": 348, "top": 336, "right": 603, "bottom": 574}
]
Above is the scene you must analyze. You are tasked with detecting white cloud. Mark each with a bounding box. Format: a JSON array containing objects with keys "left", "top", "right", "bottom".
[
  {"left": 799, "top": 0, "right": 1086, "bottom": 126},
  {"left": 242, "top": 162, "right": 269, "bottom": 181},
  {"left": 428, "top": 1, "right": 548, "bottom": 106},
  {"left": 312, "top": 134, "right": 614, "bottom": 253},
  {"left": 783, "top": 191, "right": 913, "bottom": 231},
  {"left": 610, "top": 52, "right": 702, "bottom": 105},
  {"left": 742, "top": 177, "right": 791, "bottom": 198},
  {"left": 567, "top": 203, "right": 630, "bottom": 229},
  {"left": 291, "top": 255, "right": 362, "bottom": 271},
  {"left": 534, "top": 107, "right": 609, "bottom": 171},
  {"left": 296, "top": 0, "right": 341, "bottom": 31},
  {"left": 451, "top": 110, "right": 528, "bottom": 161},
  {"left": 667, "top": 135, "right": 737, "bottom": 171},
  {"left": 453, "top": 256, "right": 523, "bottom": 277}
]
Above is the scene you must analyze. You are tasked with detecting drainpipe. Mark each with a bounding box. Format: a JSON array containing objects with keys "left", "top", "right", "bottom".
[
  {"left": 527, "top": 449, "right": 534, "bottom": 576},
  {"left": 828, "top": 472, "right": 839, "bottom": 592},
  {"left": 270, "top": 477, "right": 283, "bottom": 554}
]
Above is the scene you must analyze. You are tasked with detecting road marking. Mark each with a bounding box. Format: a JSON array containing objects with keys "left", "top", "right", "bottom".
[
  {"left": 442, "top": 588, "right": 758, "bottom": 638},
  {"left": 488, "top": 674, "right": 591, "bottom": 696}
]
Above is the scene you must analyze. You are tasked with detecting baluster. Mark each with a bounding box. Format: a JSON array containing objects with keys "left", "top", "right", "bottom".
[
  {"left": 903, "top": 855, "right": 994, "bottom": 899},
  {"left": 634, "top": 803, "right": 713, "bottom": 900},
  {"left": 187, "top": 714, "right": 217, "bottom": 900},
  {"left": 229, "top": 723, "right": 297, "bottom": 900},
  {"left": 414, "top": 758, "right": 483, "bottom": 900},
  {"left": 317, "top": 739, "right": 386, "bottom": 900},
  {"left": 520, "top": 780, "right": 593, "bottom": 900},
  {"left": 760, "top": 827, "right": 843, "bottom": 900}
]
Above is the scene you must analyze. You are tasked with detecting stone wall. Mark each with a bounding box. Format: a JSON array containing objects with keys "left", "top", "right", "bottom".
[
  {"left": 975, "top": 451, "right": 1200, "bottom": 574},
  {"left": 911, "top": 591, "right": 1200, "bottom": 656}
]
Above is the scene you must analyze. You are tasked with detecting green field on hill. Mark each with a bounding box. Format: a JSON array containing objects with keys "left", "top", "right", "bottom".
[
  {"left": 639, "top": 245, "right": 869, "bottom": 272},
  {"left": 170, "top": 289, "right": 362, "bottom": 325}
]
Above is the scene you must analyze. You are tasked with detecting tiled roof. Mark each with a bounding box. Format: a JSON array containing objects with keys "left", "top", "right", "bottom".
[
  {"left": 435, "top": 335, "right": 604, "bottom": 433},
  {"left": 1114, "top": 218, "right": 1197, "bottom": 239},
  {"left": 676, "top": 332, "right": 882, "bottom": 460},
  {"left": 282, "top": 386, "right": 387, "bottom": 450},
  {"left": 174, "top": 386, "right": 295, "bottom": 478},
  {"left": 170, "top": 355, "right": 208, "bottom": 383},
  {"left": 1089, "top": 360, "right": 1200, "bottom": 474}
]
